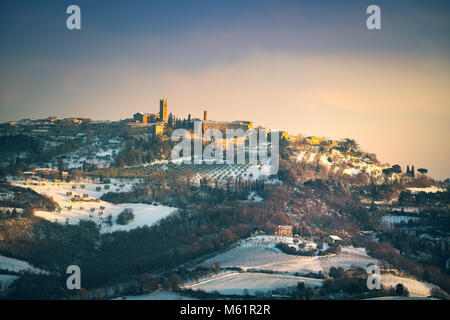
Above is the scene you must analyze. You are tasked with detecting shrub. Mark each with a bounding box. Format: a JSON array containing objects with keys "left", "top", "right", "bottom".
[{"left": 116, "top": 208, "right": 134, "bottom": 225}]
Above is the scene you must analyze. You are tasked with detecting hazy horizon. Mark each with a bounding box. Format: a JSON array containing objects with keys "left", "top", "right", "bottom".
[{"left": 1, "top": 0, "right": 449, "bottom": 179}]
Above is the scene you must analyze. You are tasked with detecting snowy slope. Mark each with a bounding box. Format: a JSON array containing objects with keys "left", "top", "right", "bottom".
[
  {"left": 11, "top": 180, "right": 177, "bottom": 233},
  {"left": 182, "top": 272, "right": 323, "bottom": 295}
]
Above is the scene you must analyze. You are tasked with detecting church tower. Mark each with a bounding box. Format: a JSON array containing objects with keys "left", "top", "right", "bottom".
[{"left": 159, "top": 99, "right": 168, "bottom": 122}]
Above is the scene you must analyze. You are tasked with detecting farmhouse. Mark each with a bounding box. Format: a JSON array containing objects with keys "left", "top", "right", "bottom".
[
  {"left": 126, "top": 121, "right": 164, "bottom": 136},
  {"left": 132, "top": 99, "right": 168, "bottom": 124},
  {"left": 133, "top": 112, "right": 161, "bottom": 123},
  {"left": 133, "top": 112, "right": 150, "bottom": 123},
  {"left": 328, "top": 235, "right": 342, "bottom": 244},
  {"left": 275, "top": 225, "right": 293, "bottom": 236}
]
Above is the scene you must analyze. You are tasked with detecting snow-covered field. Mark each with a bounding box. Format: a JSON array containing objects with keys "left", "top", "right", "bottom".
[
  {"left": 0, "top": 274, "right": 18, "bottom": 292},
  {"left": 406, "top": 186, "right": 446, "bottom": 194},
  {"left": 189, "top": 162, "right": 276, "bottom": 183},
  {"left": 380, "top": 274, "right": 437, "bottom": 297},
  {"left": 381, "top": 215, "right": 420, "bottom": 225},
  {"left": 294, "top": 147, "right": 389, "bottom": 178},
  {"left": 182, "top": 272, "right": 323, "bottom": 295},
  {"left": 366, "top": 296, "right": 438, "bottom": 300},
  {"left": 205, "top": 246, "right": 323, "bottom": 274},
  {"left": 319, "top": 247, "right": 379, "bottom": 273},
  {"left": 0, "top": 254, "right": 47, "bottom": 274},
  {"left": 202, "top": 236, "right": 378, "bottom": 275},
  {"left": 343, "top": 168, "right": 361, "bottom": 176},
  {"left": 11, "top": 180, "right": 177, "bottom": 233}
]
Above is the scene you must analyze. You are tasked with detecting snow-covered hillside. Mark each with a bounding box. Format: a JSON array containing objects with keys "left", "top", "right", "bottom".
[
  {"left": 293, "top": 146, "right": 389, "bottom": 178},
  {"left": 10, "top": 180, "right": 177, "bottom": 233},
  {"left": 181, "top": 272, "right": 323, "bottom": 296},
  {"left": 0, "top": 254, "right": 47, "bottom": 274},
  {"left": 406, "top": 186, "right": 445, "bottom": 194},
  {"left": 201, "top": 235, "right": 378, "bottom": 275},
  {"left": 380, "top": 274, "right": 437, "bottom": 297}
]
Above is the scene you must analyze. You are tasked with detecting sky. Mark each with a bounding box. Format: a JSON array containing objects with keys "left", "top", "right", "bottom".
[{"left": 0, "top": 0, "right": 449, "bottom": 179}]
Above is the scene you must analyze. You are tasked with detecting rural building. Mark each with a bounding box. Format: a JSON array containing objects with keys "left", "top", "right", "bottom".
[
  {"left": 280, "top": 131, "right": 288, "bottom": 140},
  {"left": 133, "top": 112, "right": 160, "bottom": 123},
  {"left": 276, "top": 225, "right": 293, "bottom": 236},
  {"left": 133, "top": 112, "right": 147, "bottom": 123},
  {"left": 23, "top": 171, "right": 36, "bottom": 178},
  {"left": 61, "top": 118, "right": 86, "bottom": 125},
  {"left": 133, "top": 98, "right": 168, "bottom": 124},
  {"left": 152, "top": 122, "right": 164, "bottom": 136},
  {"left": 202, "top": 120, "right": 253, "bottom": 133},
  {"left": 328, "top": 235, "right": 342, "bottom": 244},
  {"left": 126, "top": 122, "right": 164, "bottom": 136}
]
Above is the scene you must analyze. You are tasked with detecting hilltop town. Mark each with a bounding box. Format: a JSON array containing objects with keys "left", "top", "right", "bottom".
[{"left": 0, "top": 99, "right": 449, "bottom": 300}]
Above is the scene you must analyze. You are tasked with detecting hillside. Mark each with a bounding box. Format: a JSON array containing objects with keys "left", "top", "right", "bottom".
[{"left": 0, "top": 119, "right": 449, "bottom": 300}]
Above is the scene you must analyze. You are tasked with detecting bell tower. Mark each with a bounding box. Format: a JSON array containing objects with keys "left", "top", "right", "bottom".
[{"left": 159, "top": 99, "right": 167, "bottom": 122}]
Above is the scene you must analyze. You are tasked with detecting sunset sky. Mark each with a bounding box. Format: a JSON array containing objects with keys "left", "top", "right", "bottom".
[{"left": 0, "top": 0, "right": 449, "bottom": 179}]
